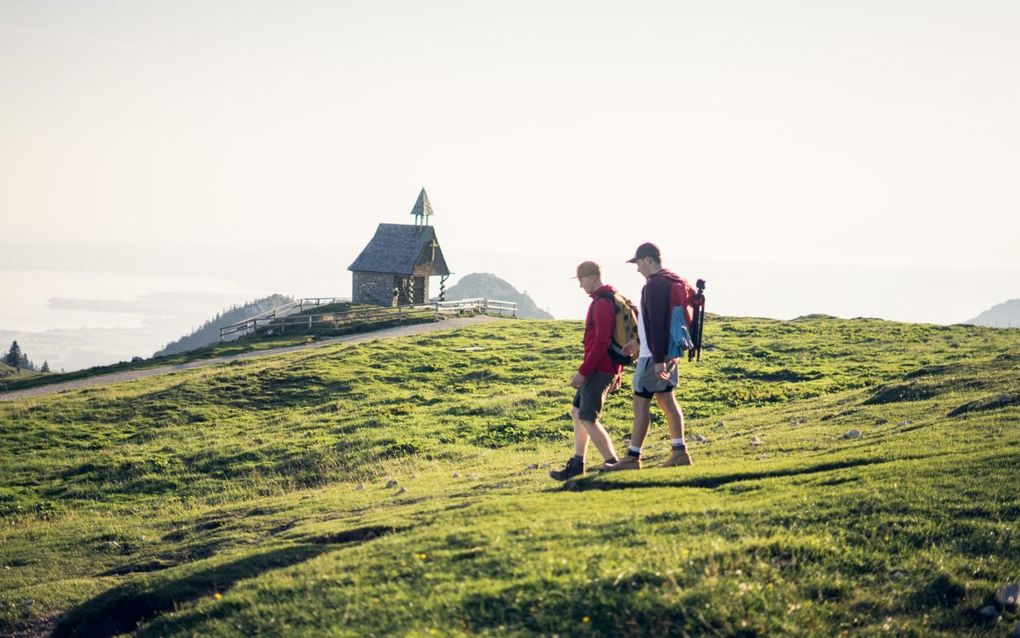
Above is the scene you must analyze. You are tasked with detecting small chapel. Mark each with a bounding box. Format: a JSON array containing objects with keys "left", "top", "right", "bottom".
[{"left": 347, "top": 188, "right": 451, "bottom": 306}]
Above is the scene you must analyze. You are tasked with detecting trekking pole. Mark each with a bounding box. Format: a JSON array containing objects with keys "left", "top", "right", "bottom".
[{"left": 688, "top": 279, "right": 706, "bottom": 362}]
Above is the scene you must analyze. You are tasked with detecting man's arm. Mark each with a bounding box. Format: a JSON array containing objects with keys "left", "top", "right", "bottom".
[
  {"left": 646, "top": 280, "right": 671, "bottom": 363},
  {"left": 578, "top": 297, "right": 614, "bottom": 377}
]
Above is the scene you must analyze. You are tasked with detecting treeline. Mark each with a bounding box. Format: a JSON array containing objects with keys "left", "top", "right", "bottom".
[
  {"left": 3, "top": 340, "right": 49, "bottom": 374},
  {"left": 154, "top": 294, "right": 294, "bottom": 357}
]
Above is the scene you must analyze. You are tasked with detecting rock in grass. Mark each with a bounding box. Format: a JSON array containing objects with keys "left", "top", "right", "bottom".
[
  {"left": 997, "top": 583, "right": 1020, "bottom": 613},
  {"left": 750, "top": 436, "right": 764, "bottom": 447},
  {"left": 539, "top": 464, "right": 550, "bottom": 469},
  {"left": 386, "top": 479, "right": 399, "bottom": 488},
  {"left": 976, "top": 605, "right": 1000, "bottom": 622},
  {"left": 396, "top": 486, "right": 408, "bottom": 495},
  {"left": 899, "top": 420, "right": 913, "bottom": 426},
  {"left": 452, "top": 472, "right": 461, "bottom": 478},
  {"left": 355, "top": 484, "right": 365, "bottom": 491},
  {"left": 526, "top": 464, "right": 538, "bottom": 470},
  {"left": 844, "top": 429, "right": 862, "bottom": 439},
  {"left": 692, "top": 434, "right": 709, "bottom": 443}
]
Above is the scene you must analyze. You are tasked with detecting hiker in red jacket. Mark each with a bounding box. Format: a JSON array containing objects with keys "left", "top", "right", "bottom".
[
  {"left": 550, "top": 261, "right": 623, "bottom": 481},
  {"left": 606, "top": 242, "right": 696, "bottom": 470}
]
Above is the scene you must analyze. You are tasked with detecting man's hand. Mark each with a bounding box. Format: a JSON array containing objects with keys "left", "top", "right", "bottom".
[
  {"left": 622, "top": 339, "right": 640, "bottom": 357},
  {"left": 571, "top": 372, "right": 585, "bottom": 389},
  {"left": 655, "top": 359, "right": 677, "bottom": 380},
  {"left": 609, "top": 373, "right": 622, "bottom": 393}
]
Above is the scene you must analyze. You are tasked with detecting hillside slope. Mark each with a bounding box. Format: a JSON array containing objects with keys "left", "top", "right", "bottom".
[
  {"left": 1, "top": 317, "right": 1019, "bottom": 636},
  {"left": 154, "top": 294, "right": 294, "bottom": 357},
  {"left": 442, "top": 273, "right": 553, "bottom": 319}
]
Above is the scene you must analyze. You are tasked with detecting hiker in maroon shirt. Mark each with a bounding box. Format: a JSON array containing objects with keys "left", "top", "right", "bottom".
[
  {"left": 606, "top": 242, "right": 696, "bottom": 471},
  {"left": 550, "top": 261, "right": 623, "bottom": 481}
]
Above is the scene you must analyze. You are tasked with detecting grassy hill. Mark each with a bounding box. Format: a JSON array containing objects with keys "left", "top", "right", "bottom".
[
  {"left": 0, "top": 303, "right": 435, "bottom": 395},
  {"left": 1, "top": 316, "right": 1019, "bottom": 636},
  {"left": 442, "top": 273, "right": 554, "bottom": 319},
  {"left": 0, "top": 361, "right": 40, "bottom": 383},
  {"left": 154, "top": 294, "right": 295, "bottom": 358}
]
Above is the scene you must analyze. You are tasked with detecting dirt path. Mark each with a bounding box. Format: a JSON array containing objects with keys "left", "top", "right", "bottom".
[{"left": 0, "top": 316, "right": 496, "bottom": 402}]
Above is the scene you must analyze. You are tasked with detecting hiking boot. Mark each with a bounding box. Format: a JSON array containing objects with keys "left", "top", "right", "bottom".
[
  {"left": 661, "top": 447, "right": 693, "bottom": 467},
  {"left": 549, "top": 457, "right": 585, "bottom": 481},
  {"left": 602, "top": 454, "right": 642, "bottom": 472}
]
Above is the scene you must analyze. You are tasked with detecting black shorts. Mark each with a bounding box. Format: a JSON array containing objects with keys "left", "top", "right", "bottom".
[{"left": 572, "top": 371, "right": 614, "bottom": 421}]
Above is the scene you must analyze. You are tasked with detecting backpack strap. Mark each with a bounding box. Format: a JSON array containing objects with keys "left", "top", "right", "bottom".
[{"left": 594, "top": 290, "right": 618, "bottom": 312}]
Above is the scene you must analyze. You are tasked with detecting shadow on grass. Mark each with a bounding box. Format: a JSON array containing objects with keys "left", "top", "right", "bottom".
[
  {"left": 53, "top": 525, "right": 402, "bottom": 638},
  {"left": 565, "top": 457, "right": 890, "bottom": 492}
]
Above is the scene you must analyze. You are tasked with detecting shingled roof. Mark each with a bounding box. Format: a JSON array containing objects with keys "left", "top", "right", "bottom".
[
  {"left": 410, "top": 188, "right": 433, "bottom": 221},
  {"left": 347, "top": 224, "right": 450, "bottom": 276}
]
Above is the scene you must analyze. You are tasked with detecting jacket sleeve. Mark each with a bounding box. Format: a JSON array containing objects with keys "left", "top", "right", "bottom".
[
  {"left": 578, "top": 297, "right": 614, "bottom": 376},
  {"left": 646, "top": 280, "right": 672, "bottom": 364}
]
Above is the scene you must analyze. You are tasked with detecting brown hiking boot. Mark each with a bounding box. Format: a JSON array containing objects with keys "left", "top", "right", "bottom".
[
  {"left": 602, "top": 454, "right": 642, "bottom": 471},
  {"left": 549, "top": 457, "right": 585, "bottom": 481},
  {"left": 661, "top": 447, "right": 693, "bottom": 467}
]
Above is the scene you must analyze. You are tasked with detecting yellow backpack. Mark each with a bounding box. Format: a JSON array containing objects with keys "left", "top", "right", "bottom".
[{"left": 596, "top": 291, "right": 639, "bottom": 365}]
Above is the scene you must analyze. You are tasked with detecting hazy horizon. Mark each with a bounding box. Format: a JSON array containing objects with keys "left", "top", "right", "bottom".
[
  {"left": 2, "top": 238, "right": 1017, "bottom": 371},
  {"left": 2, "top": 1, "right": 1018, "bottom": 369}
]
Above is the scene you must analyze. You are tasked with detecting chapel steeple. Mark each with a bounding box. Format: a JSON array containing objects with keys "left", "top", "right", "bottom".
[{"left": 410, "top": 187, "right": 433, "bottom": 226}]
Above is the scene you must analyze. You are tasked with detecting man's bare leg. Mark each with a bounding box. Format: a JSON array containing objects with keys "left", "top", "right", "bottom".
[
  {"left": 578, "top": 418, "right": 618, "bottom": 463},
  {"left": 604, "top": 396, "right": 651, "bottom": 471},
  {"left": 655, "top": 392, "right": 685, "bottom": 441},
  {"left": 656, "top": 391, "right": 693, "bottom": 466},
  {"left": 571, "top": 406, "right": 590, "bottom": 458},
  {"left": 630, "top": 395, "right": 653, "bottom": 448},
  {"left": 550, "top": 407, "right": 594, "bottom": 481}
]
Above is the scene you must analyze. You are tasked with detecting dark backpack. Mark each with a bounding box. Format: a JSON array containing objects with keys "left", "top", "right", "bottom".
[{"left": 596, "top": 291, "right": 640, "bottom": 365}]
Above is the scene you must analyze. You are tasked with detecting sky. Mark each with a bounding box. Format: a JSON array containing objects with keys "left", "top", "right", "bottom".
[{"left": 1, "top": 1, "right": 1019, "bottom": 369}]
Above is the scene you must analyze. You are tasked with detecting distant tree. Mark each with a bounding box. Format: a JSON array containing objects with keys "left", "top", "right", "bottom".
[
  {"left": 18, "top": 353, "right": 35, "bottom": 371},
  {"left": 41, "top": 361, "right": 50, "bottom": 373},
  {"left": 5, "top": 341, "right": 22, "bottom": 370}
]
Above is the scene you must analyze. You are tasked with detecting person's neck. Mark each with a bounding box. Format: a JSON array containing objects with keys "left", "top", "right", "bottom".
[{"left": 646, "top": 264, "right": 662, "bottom": 278}]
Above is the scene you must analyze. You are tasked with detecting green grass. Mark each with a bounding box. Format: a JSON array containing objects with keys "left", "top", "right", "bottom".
[
  {"left": 0, "top": 307, "right": 441, "bottom": 394},
  {"left": 1, "top": 316, "right": 1019, "bottom": 636}
]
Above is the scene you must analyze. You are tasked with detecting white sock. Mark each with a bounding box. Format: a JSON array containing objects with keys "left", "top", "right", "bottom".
[
  {"left": 628, "top": 445, "right": 642, "bottom": 455},
  {"left": 671, "top": 438, "right": 686, "bottom": 448}
]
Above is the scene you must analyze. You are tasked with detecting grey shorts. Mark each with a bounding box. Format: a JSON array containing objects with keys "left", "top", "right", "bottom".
[
  {"left": 633, "top": 357, "right": 678, "bottom": 399},
  {"left": 572, "top": 371, "right": 614, "bottom": 421}
]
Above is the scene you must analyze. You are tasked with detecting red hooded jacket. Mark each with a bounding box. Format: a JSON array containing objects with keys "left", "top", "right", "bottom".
[{"left": 579, "top": 284, "right": 623, "bottom": 377}]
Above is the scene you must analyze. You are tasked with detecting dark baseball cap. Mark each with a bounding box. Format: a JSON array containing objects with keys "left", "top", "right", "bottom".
[
  {"left": 626, "top": 242, "right": 661, "bottom": 263},
  {"left": 572, "top": 260, "right": 601, "bottom": 279}
]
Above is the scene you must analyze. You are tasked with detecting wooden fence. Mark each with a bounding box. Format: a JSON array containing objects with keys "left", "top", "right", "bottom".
[{"left": 219, "top": 298, "right": 517, "bottom": 341}]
